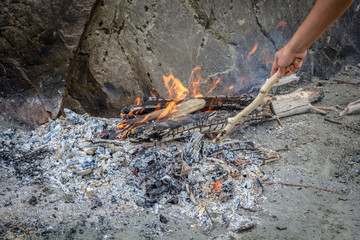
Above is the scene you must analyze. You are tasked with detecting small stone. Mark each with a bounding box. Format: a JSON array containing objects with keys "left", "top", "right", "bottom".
[
  {"left": 160, "top": 214, "right": 168, "bottom": 224},
  {"left": 135, "top": 198, "right": 145, "bottom": 207},
  {"left": 91, "top": 198, "right": 103, "bottom": 209},
  {"left": 111, "top": 195, "right": 119, "bottom": 203},
  {"left": 28, "top": 196, "right": 38, "bottom": 205}
]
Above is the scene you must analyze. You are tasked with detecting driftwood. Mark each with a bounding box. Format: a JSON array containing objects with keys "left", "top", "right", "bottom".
[{"left": 339, "top": 99, "right": 360, "bottom": 116}]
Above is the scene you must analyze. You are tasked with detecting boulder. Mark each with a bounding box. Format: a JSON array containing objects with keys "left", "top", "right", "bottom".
[{"left": 0, "top": 0, "right": 95, "bottom": 128}]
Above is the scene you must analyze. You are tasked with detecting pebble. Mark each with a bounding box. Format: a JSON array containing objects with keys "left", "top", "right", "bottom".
[{"left": 28, "top": 196, "right": 38, "bottom": 206}]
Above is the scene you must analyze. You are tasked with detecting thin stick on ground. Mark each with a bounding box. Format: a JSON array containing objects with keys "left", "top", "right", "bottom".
[
  {"left": 261, "top": 181, "right": 341, "bottom": 194},
  {"left": 274, "top": 137, "right": 320, "bottom": 152},
  {"left": 333, "top": 79, "right": 360, "bottom": 85},
  {"left": 324, "top": 118, "right": 360, "bottom": 131}
]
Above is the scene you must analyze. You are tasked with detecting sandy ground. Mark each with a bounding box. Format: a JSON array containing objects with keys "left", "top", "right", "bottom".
[{"left": 0, "top": 66, "right": 359, "bottom": 239}]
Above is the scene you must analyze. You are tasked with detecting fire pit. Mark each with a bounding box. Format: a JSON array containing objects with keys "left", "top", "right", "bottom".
[{"left": 0, "top": 1, "right": 359, "bottom": 239}]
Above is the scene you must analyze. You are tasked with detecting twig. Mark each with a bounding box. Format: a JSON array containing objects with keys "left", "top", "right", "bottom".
[
  {"left": 261, "top": 181, "right": 341, "bottom": 194},
  {"left": 333, "top": 79, "right": 360, "bottom": 85},
  {"left": 274, "top": 138, "right": 320, "bottom": 152},
  {"left": 324, "top": 118, "right": 360, "bottom": 131},
  {"left": 314, "top": 106, "right": 337, "bottom": 111}
]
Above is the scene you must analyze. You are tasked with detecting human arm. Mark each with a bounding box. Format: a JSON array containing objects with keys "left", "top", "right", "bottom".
[{"left": 271, "top": 0, "right": 354, "bottom": 77}]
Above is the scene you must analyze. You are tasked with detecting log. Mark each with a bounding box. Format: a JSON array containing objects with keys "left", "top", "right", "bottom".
[
  {"left": 339, "top": 99, "right": 360, "bottom": 116},
  {"left": 130, "top": 98, "right": 206, "bottom": 124},
  {"left": 123, "top": 94, "right": 254, "bottom": 118},
  {"left": 124, "top": 90, "right": 323, "bottom": 142},
  {"left": 270, "top": 90, "right": 326, "bottom": 118}
]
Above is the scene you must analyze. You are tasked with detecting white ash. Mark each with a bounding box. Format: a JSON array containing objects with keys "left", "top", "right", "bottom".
[{"left": 0, "top": 108, "right": 278, "bottom": 236}]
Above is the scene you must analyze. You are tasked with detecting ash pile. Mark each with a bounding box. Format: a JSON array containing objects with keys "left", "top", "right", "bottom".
[{"left": 0, "top": 107, "right": 279, "bottom": 236}]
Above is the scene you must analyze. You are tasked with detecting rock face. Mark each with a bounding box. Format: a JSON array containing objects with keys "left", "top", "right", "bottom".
[
  {"left": 0, "top": 0, "right": 96, "bottom": 128},
  {"left": 63, "top": 0, "right": 360, "bottom": 118},
  {"left": 1, "top": 0, "right": 360, "bottom": 126}
]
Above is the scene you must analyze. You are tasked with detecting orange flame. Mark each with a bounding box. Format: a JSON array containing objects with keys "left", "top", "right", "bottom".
[
  {"left": 188, "top": 66, "right": 205, "bottom": 98},
  {"left": 276, "top": 20, "right": 287, "bottom": 28},
  {"left": 211, "top": 180, "right": 225, "bottom": 194},
  {"left": 207, "top": 77, "right": 221, "bottom": 95},
  {"left": 134, "top": 97, "right": 142, "bottom": 105},
  {"left": 247, "top": 43, "right": 258, "bottom": 58},
  {"left": 227, "top": 85, "right": 234, "bottom": 90},
  {"left": 156, "top": 101, "right": 176, "bottom": 121},
  {"left": 163, "top": 71, "right": 189, "bottom": 101}
]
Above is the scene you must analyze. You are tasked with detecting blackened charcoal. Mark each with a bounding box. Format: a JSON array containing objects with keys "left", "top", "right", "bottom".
[
  {"left": 160, "top": 214, "right": 169, "bottom": 224},
  {"left": 135, "top": 198, "right": 145, "bottom": 207},
  {"left": 167, "top": 197, "right": 179, "bottom": 204},
  {"left": 146, "top": 181, "right": 169, "bottom": 199},
  {"left": 28, "top": 196, "right": 38, "bottom": 205},
  {"left": 184, "top": 132, "right": 204, "bottom": 164}
]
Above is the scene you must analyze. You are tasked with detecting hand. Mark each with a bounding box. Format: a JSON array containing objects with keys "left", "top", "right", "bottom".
[{"left": 270, "top": 44, "right": 307, "bottom": 77}]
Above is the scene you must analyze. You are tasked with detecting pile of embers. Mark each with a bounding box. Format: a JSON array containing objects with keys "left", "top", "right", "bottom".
[{"left": 0, "top": 104, "right": 281, "bottom": 234}]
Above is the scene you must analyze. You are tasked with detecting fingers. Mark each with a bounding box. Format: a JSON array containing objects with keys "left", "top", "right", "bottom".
[
  {"left": 294, "top": 60, "right": 302, "bottom": 69},
  {"left": 278, "top": 66, "right": 286, "bottom": 77},
  {"left": 271, "top": 56, "right": 279, "bottom": 76}
]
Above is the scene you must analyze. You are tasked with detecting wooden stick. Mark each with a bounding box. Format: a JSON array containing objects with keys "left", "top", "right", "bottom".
[
  {"left": 274, "top": 138, "right": 320, "bottom": 152},
  {"left": 339, "top": 99, "right": 360, "bottom": 116},
  {"left": 333, "top": 79, "right": 360, "bottom": 85},
  {"left": 324, "top": 118, "right": 360, "bottom": 131},
  {"left": 213, "top": 59, "right": 302, "bottom": 143},
  {"left": 261, "top": 181, "right": 341, "bottom": 194},
  {"left": 213, "top": 73, "right": 282, "bottom": 143}
]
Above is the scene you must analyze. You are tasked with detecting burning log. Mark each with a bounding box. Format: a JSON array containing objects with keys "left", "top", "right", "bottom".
[{"left": 119, "top": 90, "right": 323, "bottom": 143}]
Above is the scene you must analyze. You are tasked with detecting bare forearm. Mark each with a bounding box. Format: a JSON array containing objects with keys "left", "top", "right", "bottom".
[{"left": 288, "top": 0, "right": 354, "bottom": 53}]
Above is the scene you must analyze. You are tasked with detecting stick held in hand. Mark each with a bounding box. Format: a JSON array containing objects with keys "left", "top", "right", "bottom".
[{"left": 213, "top": 58, "right": 301, "bottom": 144}]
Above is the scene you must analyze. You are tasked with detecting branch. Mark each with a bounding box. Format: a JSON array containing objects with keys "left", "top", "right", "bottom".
[
  {"left": 213, "top": 59, "right": 301, "bottom": 144},
  {"left": 213, "top": 72, "right": 281, "bottom": 143}
]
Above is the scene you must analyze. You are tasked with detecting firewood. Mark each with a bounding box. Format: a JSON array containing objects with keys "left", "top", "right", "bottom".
[
  {"left": 339, "top": 99, "right": 360, "bottom": 116},
  {"left": 124, "top": 95, "right": 254, "bottom": 117},
  {"left": 131, "top": 98, "right": 206, "bottom": 124},
  {"left": 270, "top": 90, "right": 326, "bottom": 118},
  {"left": 125, "top": 90, "right": 324, "bottom": 142}
]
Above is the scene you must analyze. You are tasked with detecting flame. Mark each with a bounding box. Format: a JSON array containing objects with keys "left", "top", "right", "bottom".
[
  {"left": 188, "top": 66, "right": 205, "bottom": 98},
  {"left": 211, "top": 180, "right": 225, "bottom": 194},
  {"left": 206, "top": 97, "right": 223, "bottom": 112},
  {"left": 227, "top": 85, "right": 234, "bottom": 90},
  {"left": 163, "top": 71, "right": 189, "bottom": 101},
  {"left": 276, "top": 20, "right": 287, "bottom": 28},
  {"left": 207, "top": 77, "right": 221, "bottom": 95},
  {"left": 134, "top": 97, "right": 142, "bottom": 105},
  {"left": 156, "top": 101, "right": 176, "bottom": 121},
  {"left": 247, "top": 43, "right": 258, "bottom": 58}
]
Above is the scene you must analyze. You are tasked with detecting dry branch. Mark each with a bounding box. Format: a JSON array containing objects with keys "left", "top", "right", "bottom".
[
  {"left": 213, "top": 60, "right": 301, "bottom": 144},
  {"left": 339, "top": 99, "right": 360, "bottom": 116},
  {"left": 261, "top": 181, "right": 341, "bottom": 194},
  {"left": 333, "top": 79, "right": 360, "bottom": 85},
  {"left": 274, "top": 138, "right": 320, "bottom": 152}
]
